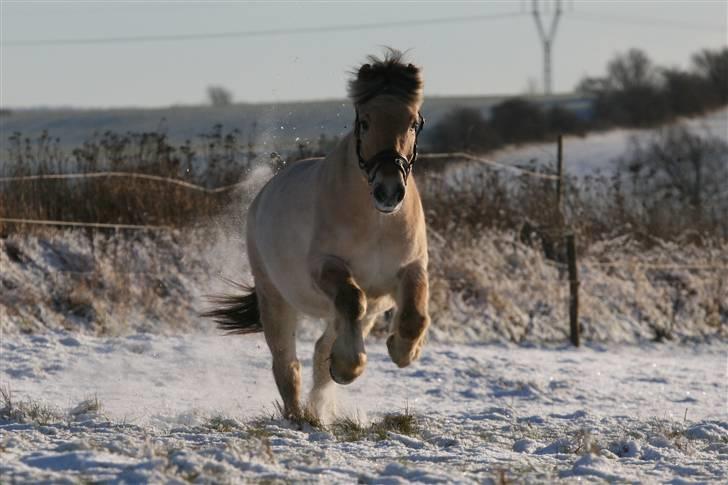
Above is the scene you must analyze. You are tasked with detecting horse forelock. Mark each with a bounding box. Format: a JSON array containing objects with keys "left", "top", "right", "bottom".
[{"left": 348, "top": 48, "right": 423, "bottom": 108}]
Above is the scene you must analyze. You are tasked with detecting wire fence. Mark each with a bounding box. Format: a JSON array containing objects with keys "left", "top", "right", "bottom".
[
  {"left": 419, "top": 152, "right": 560, "bottom": 180},
  {"left": 0, "top": 151, "right": 556, "bottom": 231},
  {"left": 0, "top": 171, "right": 244, "bottom": 194},
  {"left": 2, "top": 152, "right": 725, "bottom": 276}
]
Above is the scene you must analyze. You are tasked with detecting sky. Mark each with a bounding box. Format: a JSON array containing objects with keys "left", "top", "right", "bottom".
[{"left": 1, "top": 1, "right": 726, "bottom": 109}]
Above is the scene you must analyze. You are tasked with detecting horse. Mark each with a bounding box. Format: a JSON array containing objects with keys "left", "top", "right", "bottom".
[{"left": 204, "top": 49, "right": 430, "bottom": 421}]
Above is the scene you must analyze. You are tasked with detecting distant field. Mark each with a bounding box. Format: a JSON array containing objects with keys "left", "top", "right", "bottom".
[{"left": 0, "top": 93, "right": 591, "bottom": 153}]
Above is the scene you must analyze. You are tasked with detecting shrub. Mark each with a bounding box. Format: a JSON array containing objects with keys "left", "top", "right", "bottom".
[
  {"left": 207, "top": 86, "right": 233, "bottom": 107},
  {"left": 490, "top": 98, "right": 547, "bottom": 143},
  {"left": 692, "top": 47, "right": 728, "bottom": 105},
  {"left": 546, "top": 105, "right": 586, "bottom": 136},
  {"left": 426, "top": 107, "right": 499, "bottom": 153},
  {"left": 617, "top": 126, "right": 728, "bottom": 237},
  {"left": 662, "top": 69, "right": 715, "bottom": 117}
]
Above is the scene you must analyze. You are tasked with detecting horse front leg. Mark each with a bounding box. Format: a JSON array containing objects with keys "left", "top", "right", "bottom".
[
  {"left": 308, "top": 312, "right": 377, "bottom": 421},
  {"left": 313, "top": 256, "right": 368, "bottom": 385},
  {"left": 388, "top": 261, "right": 430, "bottom": 368}
]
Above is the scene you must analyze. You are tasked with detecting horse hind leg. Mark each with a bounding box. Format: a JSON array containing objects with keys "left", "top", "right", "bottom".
[{"left": 258, "top": 286, "right": 302, "bottom": 420}]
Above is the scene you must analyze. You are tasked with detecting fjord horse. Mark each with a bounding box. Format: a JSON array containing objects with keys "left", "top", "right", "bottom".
[{"left": 205, "top": 50, "right": 430, "bottom": 420}]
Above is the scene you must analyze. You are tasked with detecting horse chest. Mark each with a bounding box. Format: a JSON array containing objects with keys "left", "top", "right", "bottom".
[{"left": 348, "top": 229, "right": 412, "bottom": 294}]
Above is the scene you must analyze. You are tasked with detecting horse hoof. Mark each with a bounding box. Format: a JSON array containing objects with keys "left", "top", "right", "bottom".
[
  {"left": 387, "top": 334, "right": 415, "bottom": 368},
  {"left": 329, "top": 366, "right": 356, "bottom": 385},
  {"left": 329, "top": 352, "right": 367, "bottom": 385}
]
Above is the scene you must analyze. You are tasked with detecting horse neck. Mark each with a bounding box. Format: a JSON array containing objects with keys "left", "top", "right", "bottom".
[{"left": 324, "top": 132, "right": 372, "bottom": 203}]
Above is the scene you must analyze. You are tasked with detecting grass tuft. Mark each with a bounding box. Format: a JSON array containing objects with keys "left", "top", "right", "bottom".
[
  {"left": 70, "top": 395, "right": 101, "bottom": 418},
  {"left": 376, "top": 407, "right": 418, "bottom": 437},
  {"left": 330, "top": 405, "right": 420, "bottom": 442},
  {"left": 0, "top": 385, "right": 64, "bottom": 425},
  {"left": 273, "top": 401, "right": 323, "bottom": 429},
  {"left": 329, "top": 415, "right": 367, "bottom": 442},
  {"left": 206, "top": 415, "right": 242, "bottom": 433}
]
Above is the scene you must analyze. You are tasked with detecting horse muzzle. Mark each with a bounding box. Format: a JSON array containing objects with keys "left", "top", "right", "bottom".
[
  {"left": 372, "top": 179, "right": 406, "bottom": 214},
  {"left": 365, "top": 150, "right": 408, "bottom": 213}
]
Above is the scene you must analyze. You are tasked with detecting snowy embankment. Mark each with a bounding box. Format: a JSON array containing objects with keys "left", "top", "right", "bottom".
[
  {"left": 458, "top": 107, "right": 728, "bottom": 178},
  {"left": 1, "top": 331, "right": 726, "bottom": 483},
  {"left": 2, "top": 227, "right": 725, "bottom": 343}
]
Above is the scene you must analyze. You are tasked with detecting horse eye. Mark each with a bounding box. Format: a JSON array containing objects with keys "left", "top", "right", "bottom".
[
  {"left": 360, "top": 120, "right": 369, "bottom": 131},
  {"left": 410, "top": 121, "right": 418, "bottom": 131}
]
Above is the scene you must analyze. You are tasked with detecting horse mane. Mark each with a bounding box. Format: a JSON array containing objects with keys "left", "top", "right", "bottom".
[{"left": 348, "top": 48, "right": 423, "bottom": 107}]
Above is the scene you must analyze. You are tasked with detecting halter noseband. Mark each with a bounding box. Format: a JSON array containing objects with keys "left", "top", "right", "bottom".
[{"left": 354, "top": 110, "right": 425, "bottom": 186}]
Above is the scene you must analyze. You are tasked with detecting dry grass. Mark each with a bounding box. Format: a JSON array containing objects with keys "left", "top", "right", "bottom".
[
  {"left": 272, "top": 401, "right": 323, "bottom": 429},
  {"left": 260, "top": 401, "right": 420, "bottom": 442},
  {"left": 423, "top": 155, "right": 726, "bottom": 250},
  {"left": 206, "top": 415, "right": 244, "bottom": 433},
  {"left": 0, "top": 385, "right": 65, "bottom": 425},
  {"left": 0, "top": 127, "right": 251, "bottom": 231},
  {"left": 329, "top": 406, "right": 420, "bottom": 442},
  {"left": 3, "top": 120, "right": 726, "bottom": 244},
  {"left": 0, "top": 228, "right": 216, "bottom": 336}
]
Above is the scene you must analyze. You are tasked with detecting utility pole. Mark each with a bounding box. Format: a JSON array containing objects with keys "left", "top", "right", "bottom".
[{"left": 531, "top": 0, "right": 563, "bottom": 95}]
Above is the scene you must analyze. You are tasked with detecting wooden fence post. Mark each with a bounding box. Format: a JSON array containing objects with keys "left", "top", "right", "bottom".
[
  {"left": 556, "top": 135, "right": 564, "bottom": 226},
  {"left": 566, "top": 233, "right": 580, "bottom": 347}
]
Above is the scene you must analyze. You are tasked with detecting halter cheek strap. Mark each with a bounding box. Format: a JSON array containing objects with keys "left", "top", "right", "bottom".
[{"left": 354, "top": 110, "right": 425, "bottom": 186}]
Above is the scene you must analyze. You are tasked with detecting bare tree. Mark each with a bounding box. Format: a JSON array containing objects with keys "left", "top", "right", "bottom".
[
  {"left": 692, "top": 48, "right": 728, "bottom": 103},
  {"left": 207, "top": 86, "right": 233, "bottom": 107},
  {"left": 606, "top": 48, "right": 657, "bottom": 91},
  {"left": 578, "top": 49, "right": 669, "bottom": 127},
  {"left": 623, "top": 126, "right": 728, "bottom": 223}
]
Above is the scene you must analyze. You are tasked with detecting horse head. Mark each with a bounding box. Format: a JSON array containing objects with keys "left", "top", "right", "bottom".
[{"left": 348, "top": 49, "right": 425, "bottom": 214}]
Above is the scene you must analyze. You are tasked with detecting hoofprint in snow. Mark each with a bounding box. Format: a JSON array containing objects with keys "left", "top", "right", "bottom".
[{"left": 1, "top": 331, "right": 726, "bottom": 483}]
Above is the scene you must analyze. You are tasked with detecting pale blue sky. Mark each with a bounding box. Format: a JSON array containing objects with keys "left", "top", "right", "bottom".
[{"left": 1, "top": 1, "right": 726, "bottom": 108}]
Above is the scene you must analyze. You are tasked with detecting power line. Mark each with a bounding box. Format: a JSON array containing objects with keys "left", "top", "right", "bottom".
[
  {"left": 570, "top": 11, "right": 726, "bottom": 32},
  {"left": 3, "top": 11, "right": 524, "bottom": 47}
]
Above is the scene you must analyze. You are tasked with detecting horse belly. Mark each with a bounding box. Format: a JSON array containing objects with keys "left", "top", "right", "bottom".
[{"left": 250, "top": 162, "right": 332, "bottom": 318}]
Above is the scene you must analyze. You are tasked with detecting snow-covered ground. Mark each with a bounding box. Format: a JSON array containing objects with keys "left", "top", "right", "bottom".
[
  {"left": 1, "top": 330, "right": 726, "bottom": 483},
  {"left": 1, "top": 108, "right": 726, "bottom": 482}
]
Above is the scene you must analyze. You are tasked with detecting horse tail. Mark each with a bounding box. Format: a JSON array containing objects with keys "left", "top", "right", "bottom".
[{"left": 202, "top": 284, "right": 263, "bottom": 335}]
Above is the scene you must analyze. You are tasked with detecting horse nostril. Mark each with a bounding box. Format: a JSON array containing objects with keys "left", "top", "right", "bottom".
[
  {"left": 372, "top": 184, "right": 387, "bottom": 203},
  {"left": 394, "top": 185, "right": 405, "bottom": 203}
]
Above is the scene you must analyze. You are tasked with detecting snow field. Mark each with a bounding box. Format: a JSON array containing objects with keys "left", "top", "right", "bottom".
[{"left": 1, "top": 331, "right": 726, "bottom": 483}]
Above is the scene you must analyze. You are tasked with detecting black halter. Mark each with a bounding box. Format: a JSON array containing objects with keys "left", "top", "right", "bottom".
[{"left": 354, "top": 110, "right": 425, "bottom": 186}]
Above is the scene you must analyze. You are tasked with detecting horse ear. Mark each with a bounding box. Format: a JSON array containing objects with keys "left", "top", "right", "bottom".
[
  {"left": 406, "top": 63, "right": 418, "bottom": 73},
  {"left": 358, "top": 63, "right": 372, "bottom": 78}
]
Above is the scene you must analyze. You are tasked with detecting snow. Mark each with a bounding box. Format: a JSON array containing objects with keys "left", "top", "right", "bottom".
[
  {"left": 442, "top": 107, "right": 727, "bottom": 179},
  {"left": 1, "top": 331, "right": 726, "bottom": 483}
]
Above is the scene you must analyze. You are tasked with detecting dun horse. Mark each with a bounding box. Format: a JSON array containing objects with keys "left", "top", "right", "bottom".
[{"left": 205, "top": 50, "right": 430, "bottom": 420}]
